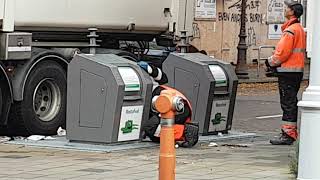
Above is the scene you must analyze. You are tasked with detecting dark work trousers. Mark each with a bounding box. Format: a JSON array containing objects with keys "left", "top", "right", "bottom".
[{"left": 277, "top": 72, "right": 303, "bottom": 123}]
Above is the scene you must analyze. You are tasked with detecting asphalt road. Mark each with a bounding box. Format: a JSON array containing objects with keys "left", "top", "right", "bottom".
[
  {"left": 232, "top": 82, "right": 305, "bottom": 134},
  {"left": 233, "top": 94, "right": 282, "bottom": 133}
]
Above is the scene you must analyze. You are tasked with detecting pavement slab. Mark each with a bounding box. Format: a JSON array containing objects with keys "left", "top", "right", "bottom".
[{"left": 0, "top": 135, "right": 295, "bottom": 180}]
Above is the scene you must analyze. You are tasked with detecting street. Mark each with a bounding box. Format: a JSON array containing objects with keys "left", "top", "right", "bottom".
[
  {"left": 234, "top": 81, "right": 307, "bottom": 133},
  {"left": 0, "top": 82, "right": 304, "bottom": 180}
]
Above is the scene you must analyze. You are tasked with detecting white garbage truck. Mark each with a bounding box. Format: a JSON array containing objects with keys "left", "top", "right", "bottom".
[{"left": 0, "top": 0, "right": 194, "bottom": 135}]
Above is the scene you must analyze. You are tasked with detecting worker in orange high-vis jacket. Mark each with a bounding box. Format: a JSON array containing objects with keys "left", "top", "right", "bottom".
[
  {"left": 137, "top": 61, "right": 199, "bottom": 148},
  {"left": 265, "top": 1, "right": 306, "bottom": 145}
]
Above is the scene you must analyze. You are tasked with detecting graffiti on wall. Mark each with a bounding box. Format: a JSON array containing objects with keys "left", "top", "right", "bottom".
[
  {"left": 218, "top": 0, "right": 263, "bottom": 24},
  {"left": 218, "top": 0, "right": 264, "bottom": 47},
  {"left": 192, "top": 23, "right": 201, "bottom": 39},
  {"left": 247, "top": 26, "right": 257, "bottom": 46},
  {"left": 228, "top": 0, "right": 262, "bottom": 12},
  {"left": 217, "top": 12, "right": 263, "bottom": 23}
]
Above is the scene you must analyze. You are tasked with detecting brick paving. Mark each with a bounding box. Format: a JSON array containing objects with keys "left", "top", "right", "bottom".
[{"left": 0, "top": 135, "right": 295, "bottom": 180}]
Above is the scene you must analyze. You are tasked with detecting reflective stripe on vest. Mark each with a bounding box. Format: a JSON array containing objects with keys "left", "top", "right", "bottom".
[
  {"left": 292, "top": 48, "right": 306, "bottom": 53},
  {"left": 281, "top": 124, "right": 298, "bottom": 140},
  {"left": 281, "top": 121, "right": 297, "bottom": 126},
  {"left": 276, "top": 67, "right": 304, "bottom": 72},
  {"left": 284, "top": 29, "right": 294, "bottom": 36},
  {"left": 273, "top": 57, "right": 282, "bottom": 66},
  {"left": 269, "top": 56, "right": 282, "bottom": 66}
]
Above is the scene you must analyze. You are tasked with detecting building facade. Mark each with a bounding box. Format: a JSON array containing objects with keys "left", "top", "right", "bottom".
[{"left": 190, "top": 0, "right": 305, "bottom": 64}]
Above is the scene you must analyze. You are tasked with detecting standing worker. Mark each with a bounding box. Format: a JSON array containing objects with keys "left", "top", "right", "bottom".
[{"left": 265, "top": 1, "right": 306, "bottom": 145}]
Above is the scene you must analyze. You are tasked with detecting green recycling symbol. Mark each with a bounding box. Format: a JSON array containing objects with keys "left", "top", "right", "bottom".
[
  {"left": 211, "top": 113, "right": 226, "bottom": 125},
  {"left": 121, "top": 120, "right": 139, "bottom": 134}
]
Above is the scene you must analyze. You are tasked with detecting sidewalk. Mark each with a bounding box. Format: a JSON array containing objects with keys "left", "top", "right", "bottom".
[{"left": 0, "top": 135, "right": 295, "bottom": 180}]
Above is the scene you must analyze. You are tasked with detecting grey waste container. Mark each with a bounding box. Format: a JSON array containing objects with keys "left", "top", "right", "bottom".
[
  {"left": 67, "top": 54, "right": 153, "bottom": 143},
  {"left": 163, "top": 53, "right": 238, "bottom": 135}
]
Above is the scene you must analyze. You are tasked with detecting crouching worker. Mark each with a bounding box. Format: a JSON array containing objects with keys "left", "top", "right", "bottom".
[{"left": 138, "top": 61, "right": 199, "bottom": 148}]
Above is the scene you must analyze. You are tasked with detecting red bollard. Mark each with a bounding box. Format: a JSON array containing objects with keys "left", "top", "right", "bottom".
[{"left": 153, "top": 90, "right": 184, "bottom": 180}]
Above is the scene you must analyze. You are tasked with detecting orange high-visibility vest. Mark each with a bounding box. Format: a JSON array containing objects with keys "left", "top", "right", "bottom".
[{"left": 269, "top": 18, "right": 306, "bottom": 72}]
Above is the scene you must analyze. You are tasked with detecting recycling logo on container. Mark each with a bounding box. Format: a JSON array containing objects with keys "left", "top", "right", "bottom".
[
  {"left": 117, "top": 106, "right": 144, "bottom": 142},
  {"left": 121, "top": 120, "right": 138, "bottom": 134}
]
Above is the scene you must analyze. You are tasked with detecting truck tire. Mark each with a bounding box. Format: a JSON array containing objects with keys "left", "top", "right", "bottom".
[
  {"left": 8, "top": 60, "right": 66, "bottom": 136},
  {"left": 0, "top": 86, "right": 8, "bottom": 135},
  {"left": 0, "top": 87, "right": 2, "bottom": 120}
]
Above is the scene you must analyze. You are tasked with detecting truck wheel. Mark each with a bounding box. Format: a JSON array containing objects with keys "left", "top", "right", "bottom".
[
  {"left": 0, "top": 86, "right": 8, "bottom": 135},
  {"left": 9, "top": 60, "right": 66, "bottom": 136},
  {"left": 0, "top": 87, "right": 2, "bottom": 119}
]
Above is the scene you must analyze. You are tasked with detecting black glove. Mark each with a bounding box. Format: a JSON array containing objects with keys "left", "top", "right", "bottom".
[
  {"left": 265, "top": 58, "right": 272, "bottom": 68},
  {"left": 142, "top": 115, "right": 160, "bottom": 143},
  {"left": 265, "top": 58, "right": 278, "bottom": 77},
  {"left": 177, "top": 122, "right": 199, "bottom": 148}
]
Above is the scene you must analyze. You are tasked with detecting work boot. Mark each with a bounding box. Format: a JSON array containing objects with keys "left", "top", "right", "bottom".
[{"left": 270, "top": 132, "right": 295, "bottom": 145}]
